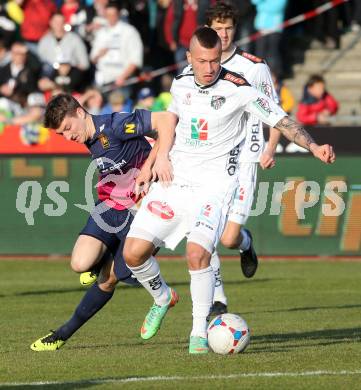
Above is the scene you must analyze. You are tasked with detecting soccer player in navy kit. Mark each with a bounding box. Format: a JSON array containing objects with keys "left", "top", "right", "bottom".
[{"left": 31, "top": 93, "right": 176, "bottom": 351}]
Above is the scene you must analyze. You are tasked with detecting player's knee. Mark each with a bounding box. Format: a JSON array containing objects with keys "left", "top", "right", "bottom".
[
  {"left": 123, "top": 239, "right": 144, "bottom": 267},
  {"left": 70, "top": 255, "right": 93, "bottom": 273},
  {"left": 186, "top": 246, "right": 209, "bottom": 270}
]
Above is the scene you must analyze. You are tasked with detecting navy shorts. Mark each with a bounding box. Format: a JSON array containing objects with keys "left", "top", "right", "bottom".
[{"left": 79, "top": 202, "right": 137, "bottom": 284}]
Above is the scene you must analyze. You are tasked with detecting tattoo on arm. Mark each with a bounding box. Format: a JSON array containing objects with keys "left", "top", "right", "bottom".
[{"left": 275, "top": 117, "right": 315, "bottom": 150}]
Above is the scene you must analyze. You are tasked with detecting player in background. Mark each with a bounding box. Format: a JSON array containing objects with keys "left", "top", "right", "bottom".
[
  {"left": 30, "top": 94, "right": 176, "bottom": 351},
  {"left": 206, "top": 1, "right": 283, "bottom": 315},
  {"left": 123, "top": 27, "right": 335, "bottom": 354}
]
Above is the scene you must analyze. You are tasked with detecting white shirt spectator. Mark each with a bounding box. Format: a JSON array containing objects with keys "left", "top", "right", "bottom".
[
  {"left": 90, "top": 19, "right": 143, "bottom": 86},
  {"left": 38, "top": 31, "right": 90, "bottom": 71}
]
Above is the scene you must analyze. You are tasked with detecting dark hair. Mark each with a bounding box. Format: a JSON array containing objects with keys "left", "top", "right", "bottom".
[
  {"left": 106, "top": 1, "right": 120, "bottom": 11},
  {"left": 206, "top": 1, "right": 239, "bottom": 27},
  {"left": 44, "top": 93, "right": 82, "bottom": 129},
  {"left": 193, "top": 27, "right": 221, "bottom": 49},
  {"left": 307, "top": 74, "right": 325, "bottom": 87}
]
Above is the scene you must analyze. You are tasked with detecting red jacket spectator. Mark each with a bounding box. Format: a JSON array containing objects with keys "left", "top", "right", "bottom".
[
  {"left": 296, "top": 74, "right": 339, "bottom": 126},
  {"left": 164, "top": 0, "right": 199, "bottom": 50},
  {"left": 21, "top": 0, "right": 56, "bottom": 43}
]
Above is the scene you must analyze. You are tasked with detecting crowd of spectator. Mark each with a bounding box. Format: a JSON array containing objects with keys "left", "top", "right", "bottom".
[{"left": 0, "top": 0, "right": 359, "bottom": 130}]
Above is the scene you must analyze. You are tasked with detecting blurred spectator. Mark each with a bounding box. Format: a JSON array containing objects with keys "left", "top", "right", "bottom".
[
  {"left": 271, "top": 71, "right": 294, "bottom": 114},
  {"left": 135, "top": 87, "right": 155, "bottom": 110},
  {"left": 37, "top": 12, "right": 90, "bottom": 77},
  {"left": 77, "top": 0, "right": 108, "bottom": 47},
  {"left": 0, "top": 0, "right": 21, "bottom": 47},
  {"left": 78, "top": 87, "right": 104, "bottom": 114},
  {"left": 296, "top": 74, "right": 339, "bottom": 126},
  {"left": 309, "top": 0, "right": 339, "bottom": 50},
  {"left": 164, "top": 0, "right": 202, "bottom": 65},
  {"left": 100, "top": 89, "right": 133, "bottom": 114},
  {"left": 5, "top": 0, "right": 24, "bottom": 24},
  {"left": 61, "top": 0, "right": 81, "bottom": 27},
  {"left": 232, "top": 0, "right": 255, "bottom": 52},
  {"left": 0, "top": 39, "right": 10, "bottom": 67},
  {"left": 20, "top": 0, "right": 57, "bottom": 54},
  {"left": 251, "top": 0, "right": 287, "bottom": 77},
  {"left": 90, "top": 3, "right": 143, "bottom": 91},
  {"left": 152, "top": 73, "right": 172, "bottom": 111},
  {"left": 0, "top": 91, "right": 45, "bottom": 125},
  {"left": 38, "top": 55, "right": 85, "bottom": 95},
  {"left": 0, "top": 41, "right": 41, "bottom": 106}
]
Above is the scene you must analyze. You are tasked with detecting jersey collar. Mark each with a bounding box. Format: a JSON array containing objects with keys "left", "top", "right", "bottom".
[{"left": 221, "top": 46, "right": 239, "bottom": 66}]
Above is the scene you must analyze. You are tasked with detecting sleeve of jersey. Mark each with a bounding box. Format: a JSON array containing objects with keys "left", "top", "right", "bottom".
[
  {"left": 112, "top": 110, "right": 152, "bottom": 140},
  {"left": 167, "top": 83, "right": 179, "bottom": 116},
  {"left": 244, "top": 87, "right": 287, "bottom": 128},
  {"left": 247, "top": 63, "right": 280, "bottom": 105}
]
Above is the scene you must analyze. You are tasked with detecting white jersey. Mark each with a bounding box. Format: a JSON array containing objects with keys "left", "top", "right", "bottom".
[
  {"left": 167, "top": 66, "right": 286, "bottom": 189},
  {"left": 222, "top": 48, "right": 279, "bottom": 162}
]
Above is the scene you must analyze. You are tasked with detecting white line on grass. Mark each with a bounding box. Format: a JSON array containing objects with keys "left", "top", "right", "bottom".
[{"left": 1, "top": 370, "right": 361, "bottom": 387}]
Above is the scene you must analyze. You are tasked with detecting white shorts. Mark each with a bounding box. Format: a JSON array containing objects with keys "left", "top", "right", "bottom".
[
  {"left": 127, "top": 182, "right": 234, "bottom": 254},
  {"left": 228, "top": 162, "right": 258, "bottom": 225}
]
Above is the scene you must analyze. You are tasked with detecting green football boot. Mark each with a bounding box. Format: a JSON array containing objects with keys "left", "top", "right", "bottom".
[{"left": 141, "top": 288, "right": 179, "bottom": 340}]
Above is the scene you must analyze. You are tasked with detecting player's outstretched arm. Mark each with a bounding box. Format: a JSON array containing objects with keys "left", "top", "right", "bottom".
[
  {"left": 274, "top": 116, "right": 336, "bottom": 164},
  {"left": 150, "top": 111, "right": 178, "bottom": 184}
]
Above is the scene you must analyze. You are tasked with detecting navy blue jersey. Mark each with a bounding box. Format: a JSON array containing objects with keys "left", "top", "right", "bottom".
[{"left": 85, "top": 109, "right": 152, "bottom": 209}]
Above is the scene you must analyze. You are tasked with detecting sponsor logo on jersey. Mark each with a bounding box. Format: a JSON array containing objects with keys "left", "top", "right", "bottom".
[
  {"left": 198, "top": 89, "right": 209, "bottom": 95},
  {"left": 253, "top": 97, "right": 272, "bottom": 116},
  {"left": 183, "top": 92, "right": 192, "bottom": 105},
  {"left": 239, "top": 187, "right": 245, "bottom": 201},
  {"left": 226, "top": 144, "right": 240, "bottom": 176},
  {"left": 250, "top": 122, "right": 261, "bottom": 153},
  {"left": 202, "top": 204, "right": 212, "bottom": 217},
  {"left": 261, "top": 82, "right": 272, "bottom": 98},
  {"left": 96, "top": 157, "right": 105, "bottom": 169},
  {"left": 195, "top": 220, "right": 214, "bottom": 231},
  {"left": 147, "top": 201, "right": 174, "bottom": 220},
  {"left": 211, "top": 95, "right": 226, "bottom": 110},
  {"left": 224, "top": 73, "right": 245, "bottom": 85},
  {"left": 191, "top": 118, "right": 208, "bottom": 140},
  {"left": 197, "top": 203, "right": 214, "bottom": 225},
  {"left": 242, "top": 52, "right": 263, "bottom": 63},
  {"left": 124, "top": 123, "right": 136, "bottom": 134},
  {"left": 100, "top": 159, "right": 127, "bottom": 173},
  {"left": 98, "top": 133, "right": 110, "bottom": 149}
]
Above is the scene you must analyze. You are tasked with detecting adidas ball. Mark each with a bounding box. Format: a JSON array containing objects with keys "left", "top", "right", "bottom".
[{"left": 207, "top": 313, "right": 250, "bottom": 354}]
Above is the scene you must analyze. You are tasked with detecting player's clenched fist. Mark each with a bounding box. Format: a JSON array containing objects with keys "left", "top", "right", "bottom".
[{"left": 310, "top": 144, "right": 336, "bottom": 164}]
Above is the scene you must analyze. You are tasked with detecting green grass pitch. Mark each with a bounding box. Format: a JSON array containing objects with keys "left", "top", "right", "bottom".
[{"left": 1, "top": 259, "right": 361, "bottom": 389}]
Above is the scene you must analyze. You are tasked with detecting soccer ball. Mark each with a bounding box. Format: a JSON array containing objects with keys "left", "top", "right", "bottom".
[{"left": 207, "top": 313, "right": 250, "bottom": 354}]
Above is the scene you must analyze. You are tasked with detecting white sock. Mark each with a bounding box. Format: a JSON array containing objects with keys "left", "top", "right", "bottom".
[
  {"left": 127, "top": 256, "right": 170, "bottom": 306},
  {"left": 189, "top": 266, "right": 215, "bottom": 338},
  {"left": 210, "top": 251, "right": 227, "bottom": 305},
  {"left": 239, "top": 228, "right": 251, "bottom": 252}
]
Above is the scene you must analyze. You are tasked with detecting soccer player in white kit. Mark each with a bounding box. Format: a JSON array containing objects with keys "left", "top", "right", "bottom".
[
  {"left": 123, "top": 27, "right": 335, "bottom": 354},
  {"left": 206, "top": 1, "right": 282, "bottom": 315}
]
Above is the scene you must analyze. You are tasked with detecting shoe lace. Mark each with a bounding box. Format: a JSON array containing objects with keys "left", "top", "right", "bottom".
[{"left": 41, "top": 331, "right": 61, "bottom": 344}]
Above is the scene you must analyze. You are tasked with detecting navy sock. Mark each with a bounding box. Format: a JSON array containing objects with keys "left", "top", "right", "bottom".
[{"left": 56, "top": 283, "right": 114, "bottom": 340}]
